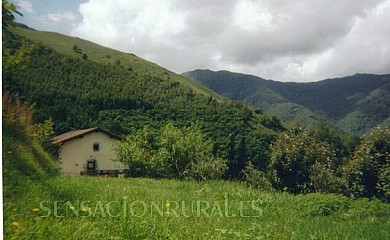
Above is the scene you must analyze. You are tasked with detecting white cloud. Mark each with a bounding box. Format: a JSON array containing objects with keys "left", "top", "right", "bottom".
[
  {"left": 71, "top": 0, "right": 390, "bottom": 82},
  {"left": 72, "top": 0, "right": 186, "bottom": 49},
  {"left": 46, "top": 11, "right": 77, "bottom": 23},
  {"left": 289, "top": 0, "right": 390, "bottom": 81},
  {"left": 17, "top": 0, "right": 33, "bottom": 14},
  {"left": 233, "top": 0, "right": 273, "bottom": 31}
]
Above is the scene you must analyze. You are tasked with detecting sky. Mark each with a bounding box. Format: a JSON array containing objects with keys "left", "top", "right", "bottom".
[{"left": 11, "top": 0, "right": 390, "bottom": 82}]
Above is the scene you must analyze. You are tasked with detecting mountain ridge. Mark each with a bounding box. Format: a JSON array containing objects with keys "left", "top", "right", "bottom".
[{"left": 183, "top": 69, "right": 390, "bottom": 133}]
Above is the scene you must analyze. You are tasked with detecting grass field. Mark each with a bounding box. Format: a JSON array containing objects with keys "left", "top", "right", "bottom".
[
  {"left": 3, "top": 174, "right": 390, "bottom": 239},
  {"left": 2, "top": 124, "right": 390, "bottom": 239}
]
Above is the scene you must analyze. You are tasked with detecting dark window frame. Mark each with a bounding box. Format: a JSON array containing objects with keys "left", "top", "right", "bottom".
[{"left": 93, "top": 142, "right": 100, "bottom": 152}]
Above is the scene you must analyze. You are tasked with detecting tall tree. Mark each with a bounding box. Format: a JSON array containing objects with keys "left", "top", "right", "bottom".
[{"left": 2, "top": 0, "right": 21, "bottom": 31}]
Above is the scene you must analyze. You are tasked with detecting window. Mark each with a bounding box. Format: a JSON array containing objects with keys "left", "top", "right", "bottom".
[{"left": 93, "top": 143, "right": 100, "bottom": 152}]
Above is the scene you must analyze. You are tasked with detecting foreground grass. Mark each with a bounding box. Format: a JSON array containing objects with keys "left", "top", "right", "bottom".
[{"left": 3, "top": 175, "right": 389, "bottom": 239}]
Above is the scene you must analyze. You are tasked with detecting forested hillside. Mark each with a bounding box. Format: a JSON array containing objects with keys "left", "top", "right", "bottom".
[
  {"left": 184, "top": 69, "right": 390, "bottom": 134},
  {"left": 3, "top": 26, "right": 284, "bottom": 179},
  {"left": 3, "top": 3, "right": 389, "bottom": 239}
]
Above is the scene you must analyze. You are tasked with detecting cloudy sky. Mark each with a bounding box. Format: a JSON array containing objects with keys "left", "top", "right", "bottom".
[{"left": 11, "top": 0, "right": 390, "bottom": 82}]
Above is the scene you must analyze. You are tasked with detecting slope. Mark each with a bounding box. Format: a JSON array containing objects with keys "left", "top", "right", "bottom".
[
  {"left": 3, "top": 26, "right": 284, "bottom": 178},
  {"left": 2, "top": 122, "right": 59, "bottom": 200},
  {"left": 11, "top": 25, "right": 224, "bottom": 102},
  {"left": 183, "top": 69, "right": 390, "bottom": 133}
]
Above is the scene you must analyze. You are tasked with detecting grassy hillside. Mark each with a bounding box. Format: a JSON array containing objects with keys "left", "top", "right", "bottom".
[
  {"left": 3, "top": 167, "right": 390, "bottom": 239},
  {"left": 3, "top": 122, "right": 389, "bottom": 239},
  {"left": 2, "top": 122, "right": 59, "bottom": 200},
  {"left": 184, "top": 70, "right": 390, "bottom": 134},
  {"left": 3, "top": 110, "right": 389, "bottom": 239},
  {"left": 4, "top": 26, "right": 285, "bottom": 179},
  {"left": 11, "top": 25, "right": 224, "bottom": 101},
  {"left": 2, "top": 25, "right": 389, "bottom": 239}
]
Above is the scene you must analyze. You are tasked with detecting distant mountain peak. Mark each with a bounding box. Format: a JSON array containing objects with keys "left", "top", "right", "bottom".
[{"left": 184, "top": 69, "right": 390, "bottom": 134}]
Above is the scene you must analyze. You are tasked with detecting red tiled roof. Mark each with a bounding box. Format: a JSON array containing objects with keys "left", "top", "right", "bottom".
[{"left": 52, "top": 127, "right": 122, "bottom": 145}]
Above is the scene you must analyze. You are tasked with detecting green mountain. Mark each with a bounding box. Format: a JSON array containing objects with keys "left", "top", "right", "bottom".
[
  {"left": 183, "top": 69, "right": 390, "bottom": 134},
  {"left": 3, "top": 26, "right": 284, "bottom": 178},
  {"left": 10, "top": 25, "right": 223, "bottom": 101}
]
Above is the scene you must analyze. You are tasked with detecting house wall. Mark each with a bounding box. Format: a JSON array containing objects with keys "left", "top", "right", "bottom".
[{"left": 58, "top": 131, "right": 124, "bottom": 175}]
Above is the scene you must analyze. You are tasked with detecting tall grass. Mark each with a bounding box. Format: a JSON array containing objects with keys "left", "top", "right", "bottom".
[
  {"left": 3, "top": 175, "right": 389, "bottom": 239},
  {"left": 2, "top": 119, "right": 389, "bottom": 239}
]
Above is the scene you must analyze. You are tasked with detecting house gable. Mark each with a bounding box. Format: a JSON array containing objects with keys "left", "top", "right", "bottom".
[
  {"left": 53, "top": 128, "right": 124, "bottom": 175},
  {"left": 53, "top": 127, "right": 121, "bottom": 145}
]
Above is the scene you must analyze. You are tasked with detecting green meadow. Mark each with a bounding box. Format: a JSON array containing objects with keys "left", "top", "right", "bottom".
[
  {"left": 2, "top": 115, "right": 390, "bottom": 239},
  {"left": 3, "top": 175, "right": 390, "bottom": 239}
]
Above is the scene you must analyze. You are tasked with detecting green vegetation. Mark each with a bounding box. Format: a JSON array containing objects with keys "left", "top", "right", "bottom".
[
  {"left": 2, "top": 122, "right": 389, "bottom": 239},
  {"left": 3, "top": 116, "right": 389, "bottom": 239},
  {"left": 3, "top": 159, "right": 390, "bottom": 238},
  {"left": 184, "top": 70, "right": 390, "bottom": 134},
  {"left": 114, "top": 123, "right": 227, "bottom": 180},
  {"left": 4, "top": 27, "right": 284, "bottom": 179},
  {"left": 343, "top": 128, "right": 390, "bottom": 202},
  {"left": 2, "top": 0, "right": 21, "bottom": 30},
  {"left": 11, "top": 25, "right": 222, "bottom": 100},
  {"left": 2, "top": 3, "right": 390, "bottom": 238},
  {"left": 2, "top": 114, "right": 59, "bottom": 202},
  {"left": 270, "top": 127, "right": 342, "bottom": 194}
]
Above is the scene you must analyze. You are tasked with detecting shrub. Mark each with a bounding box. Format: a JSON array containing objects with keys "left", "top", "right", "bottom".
[
  {"left": 296, "top": 193, "right": 350, "bottom": 217},
  {"left": 242, "top": 162, "right": 272, "bottom": 190},
  {"left": 191, "top": 157, "right": 227, "bottom": 181},
  {"left": 310, "top": 161, "right": 346, "bottom": 194},
  {"left": 113, "top": 123, "right": 227, "bottom": 180},
  {"left": 32, "top": 118, "right": 55, "bottom": 154},
  {"left": 343, "top": 128, "right": 390, "bottom": 202},
  {"left": 270, "top": 128, "right": 342, "bottom": 194}
]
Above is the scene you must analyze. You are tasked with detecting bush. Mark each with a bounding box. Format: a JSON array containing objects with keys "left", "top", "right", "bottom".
[
  {"left": 191, "top": 157, "right": 227, "bottom": 181},
  {"left": 269, "top": 128, "right": 342, "bottom": 194},
  {"left": 242, "top": 162, "right": 272, "bottom": 190},
  {"left": 113, "top": 123, "right": 228, "bottom": 180},
  {"left": 343, "top": 128, "right": 390, "bottom": 202},
  {"left": 310, "top": 161, "right": 346, "bottom": 194},
  {"left": 296, "top": 193, "right": 350, "bottom": 217}
]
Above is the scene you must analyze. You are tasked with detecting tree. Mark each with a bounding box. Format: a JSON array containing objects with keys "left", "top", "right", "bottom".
[
  {"left": 113, "top": 123, "right": 227, "bottom": 180},
  {"left": 113, "top": 125, "right": 159, "bottom": 177},
  {"left": 343, "top": 128, "right": 390, "bottom": 202},
  {"left": 2, "top": 0, "right": 34, "bottom": 93},
  {"left": 270, "top": 128, "right": 342, "bottom": 194},
  {"left": 32, "top": 118, "right": 55, "bottom": 154},
  {"left": 2, "top": 0, "right": 22, "bottom": 31}
]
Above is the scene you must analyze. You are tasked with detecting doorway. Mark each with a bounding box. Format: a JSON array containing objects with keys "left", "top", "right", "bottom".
[{"left": 87, "top": 159, "right": 96, "bottom": 172}]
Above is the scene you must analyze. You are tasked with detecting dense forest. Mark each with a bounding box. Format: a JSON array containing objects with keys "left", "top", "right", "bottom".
[
  {"left": 184, "top": 69, "right": 390, "bottom": 134},
  {"left": 2, "top": 2, "right": 389, "bottom": 202}
]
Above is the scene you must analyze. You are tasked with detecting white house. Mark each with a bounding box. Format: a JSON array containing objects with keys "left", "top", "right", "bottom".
[{"left": 52, "top": 127, "right": 125, "bottom": 175}]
